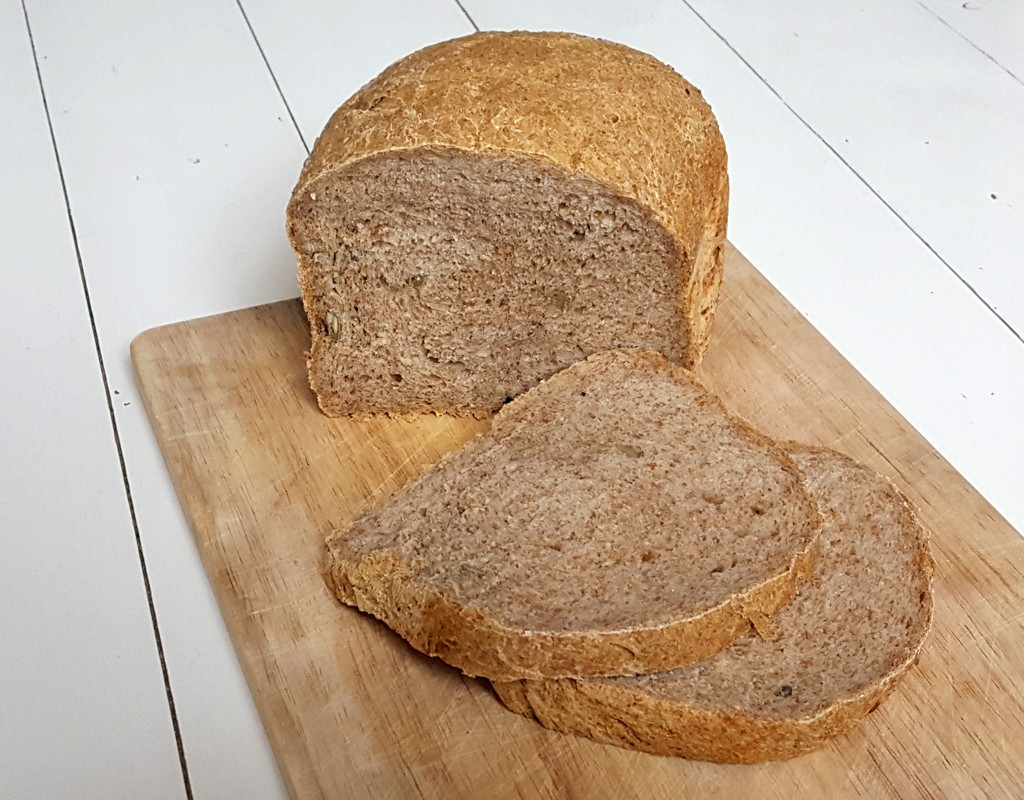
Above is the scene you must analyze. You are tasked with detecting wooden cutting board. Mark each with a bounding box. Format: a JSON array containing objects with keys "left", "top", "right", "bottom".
[{"left": 132, "top": 243, "right": 1024, "bottom": 799}]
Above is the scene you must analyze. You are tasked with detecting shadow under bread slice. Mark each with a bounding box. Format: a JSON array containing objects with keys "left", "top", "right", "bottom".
[
  {"left": 324, "top": 349, "right": 821, "bottom": 681},
  {"left": 492, "top": 444, "right": 935, "bottom": 762}
]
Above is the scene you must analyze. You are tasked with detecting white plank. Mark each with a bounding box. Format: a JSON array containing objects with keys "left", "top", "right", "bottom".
[
  {"left": 919, "top": 0, "right": 1024, "bottom": 82},
  {"left": 242, "top": 0, "right": 474, "bottom": 144},
  {"left": 22, "top": 0, "right": 302, "bottom": 797},
  {"left": 22, "top": 1, "right": 473, "bottom": 798},
  {"left": 461, "top": 0, "right": 1024, "bottom": 535},
  {"left": 0, "top": 3, "right": 185, "bottom": 798},
  {"left": 681, "top": 0, "right": 1024, "bottom": 337}
]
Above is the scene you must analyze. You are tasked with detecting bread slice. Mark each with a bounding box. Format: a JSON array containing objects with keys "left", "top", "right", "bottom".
[
  {"left": 324, "top": 350, "right": 820, "bottom": 681},
  {"left": 493, "top": 444, "right": 934, "bottom": 762},
  {"left": 287, "top": 31, "right": 728, "bottom": 418}
]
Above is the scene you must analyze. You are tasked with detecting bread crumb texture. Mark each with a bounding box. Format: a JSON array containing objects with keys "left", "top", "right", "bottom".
[
  {"left": 493, "top": 444, "right": 935, "bottom": 762},
  {"left": 324, "top": 350, "right": 820, "bottom": 681},
  {"left": 287, "top": 31, "right": 728, "bottom": 416}
]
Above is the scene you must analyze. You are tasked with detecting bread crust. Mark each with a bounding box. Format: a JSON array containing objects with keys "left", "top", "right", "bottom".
[
  {"left": 491, "top": 444, "right": 936, "bottom": 761},
  {"left": 491, "top": 657, "right": 924, "bottom": 763},
  {"left": 323, "top": 350, "right": 822, "bottom": 681},
  {"left": 286, "top": 31, "right": 729, "bottom": 387},
  {"left": 325, "top": 540, "right": 817, "bottom": 682}
]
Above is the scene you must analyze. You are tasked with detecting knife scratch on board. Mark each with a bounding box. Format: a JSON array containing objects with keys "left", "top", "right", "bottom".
[{"left": 371, "top": 430, "right": 462, "bottom": 497}]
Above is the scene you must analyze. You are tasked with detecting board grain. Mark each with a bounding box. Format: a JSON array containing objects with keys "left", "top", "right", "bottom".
[{"left": 132, "top": 244, "right": 1024, "bottom": 799}]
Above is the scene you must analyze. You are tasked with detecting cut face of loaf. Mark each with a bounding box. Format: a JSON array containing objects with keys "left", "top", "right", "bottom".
[
  {"left": 323, "top": 350, "right": 821, "bottom": 681},
  {"left": 287, "top": 31, "right": 728, "bottom": 417},
  {"left": 493, "top": 445, "right": 935, "bottom": 763}
]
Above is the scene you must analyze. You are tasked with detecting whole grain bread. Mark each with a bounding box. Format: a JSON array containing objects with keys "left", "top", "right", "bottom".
[
  {"left": 324, "top": 350, "right": 821, "bottom": 681},
  {"left": 287, "top": 31, "right": 728, "bottom": 418},
  {"left": 493, "top": 444, "right": 935, "bottom": 762}
]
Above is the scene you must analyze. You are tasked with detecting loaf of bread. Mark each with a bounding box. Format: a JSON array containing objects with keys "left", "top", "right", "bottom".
[
  {"left": 324, "top": 350, "right": 821, "bottom": 681},
  {"left": 287, "top": 31, "right": 728, "bottom": 417},
  {"left": 493, "top": 445, "right": 934, "bottom": 762}
]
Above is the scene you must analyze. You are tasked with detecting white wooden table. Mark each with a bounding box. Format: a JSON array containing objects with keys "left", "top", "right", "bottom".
[{"left": 2, "top": 2, "right": 1021, "bottom": 798}]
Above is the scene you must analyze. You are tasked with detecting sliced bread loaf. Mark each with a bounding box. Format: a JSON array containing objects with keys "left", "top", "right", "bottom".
[
  {"left": 324, "top": 350, "right": 821, "bottom": 681},
  {"left": 287, "top": 31, "right": 728, "bottom": 418},
  {"left": 493, "top": 445, "right": 935, "bottom": 762}
]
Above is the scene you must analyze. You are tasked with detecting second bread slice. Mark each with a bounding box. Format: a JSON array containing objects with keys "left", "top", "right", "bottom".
[
  {"left": 493, "top": 445, "right": 935, "bottom": 761},
  {"left": 324, "top": 350, "right": 821, "bottom": 680}
]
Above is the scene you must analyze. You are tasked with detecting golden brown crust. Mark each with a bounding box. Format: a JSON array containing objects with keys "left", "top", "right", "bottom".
[
  {"left": 287, "top": 31, "right": 728, "bottom": 371},
  {"left": 324, "top": 533, "right": 818, "bottom": 682},
  {"left": 491, "top": 657, "right": 925, "bottom": 763},
  {"left": 491, "top": 443, "right": 936, "bottom": 762}
]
